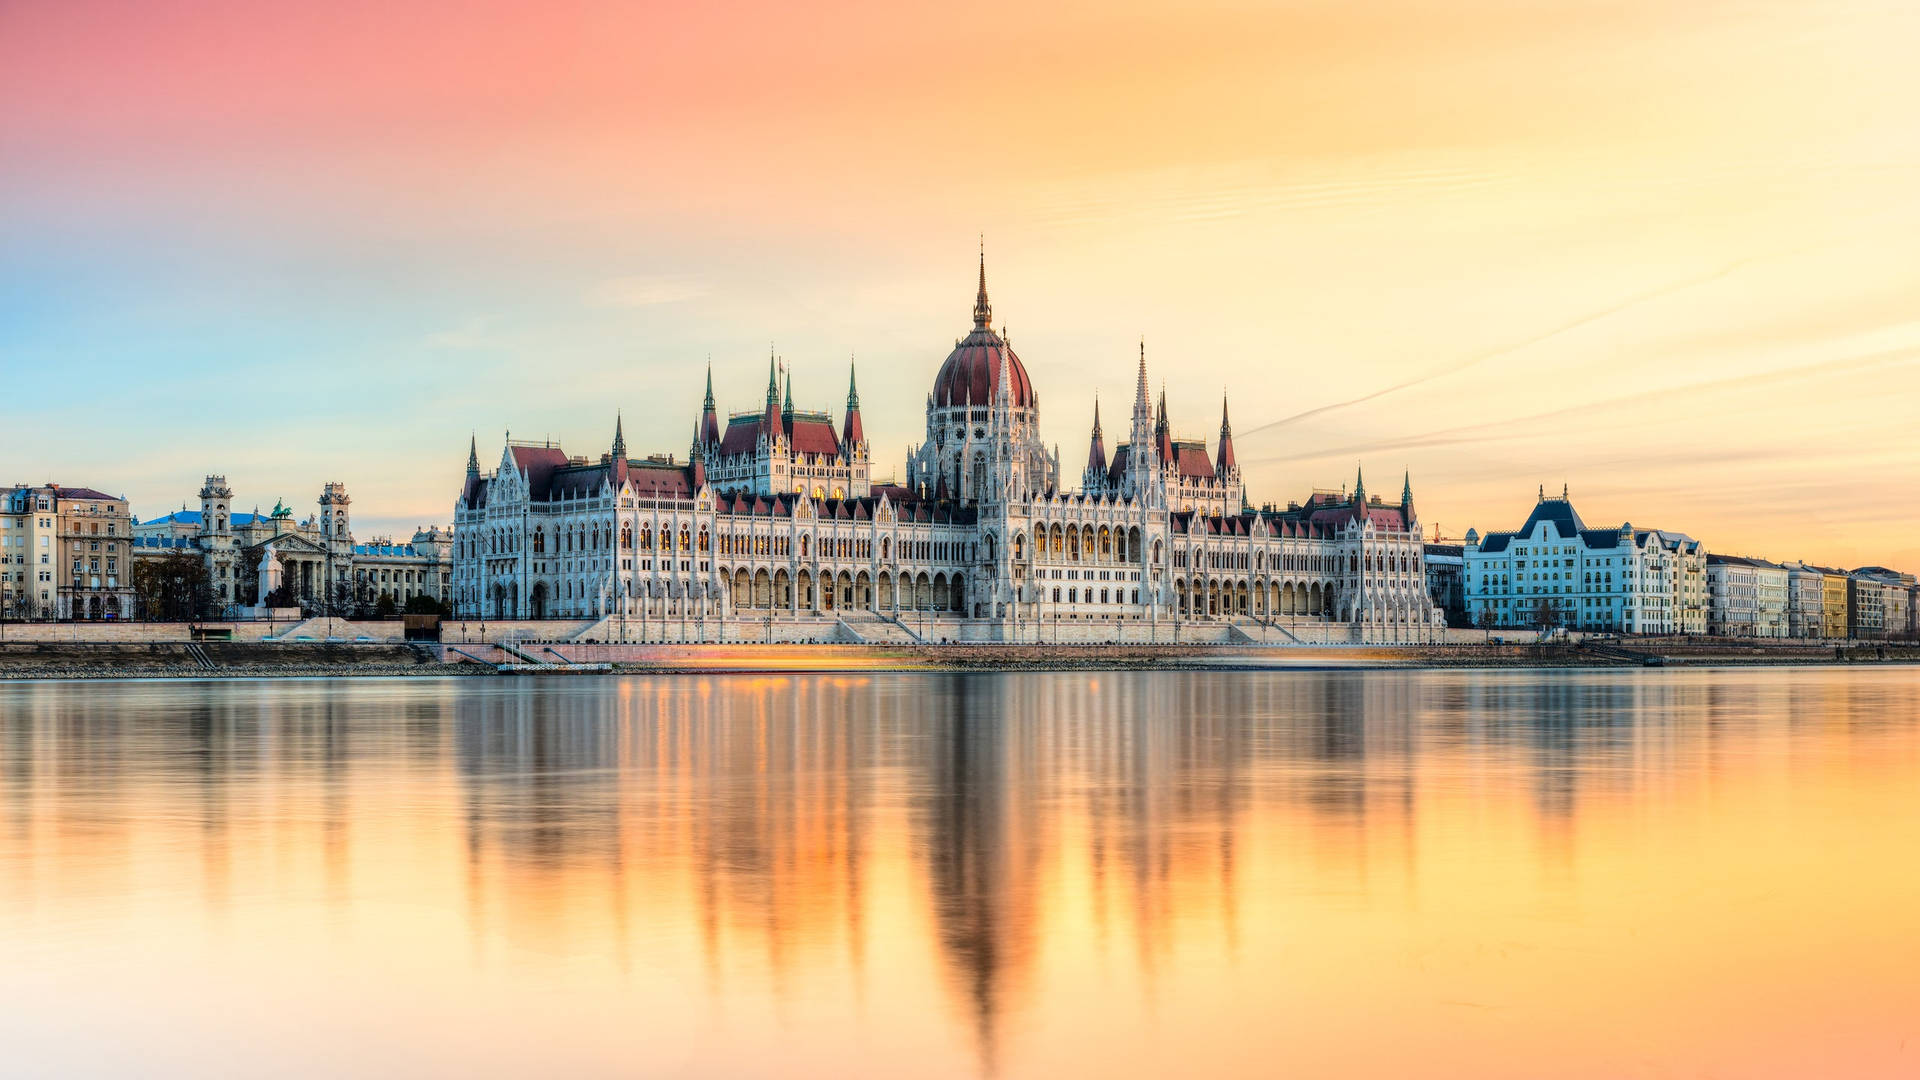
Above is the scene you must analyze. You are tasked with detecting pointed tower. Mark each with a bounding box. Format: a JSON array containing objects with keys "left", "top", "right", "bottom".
[
  {"left": 466, "top": 433, "right": 480, "bottom": 480},
  {"left": 1083, "top": 395, "right": 1108, "bottom": 491},
  {"left": 700, "top": 361, "right": 721, "bottom": 447},
  {"left": 1215, "top": 393, "right": 1237, "bottom": 476},
  {"left": 762, "top": 347, "right": 782, "bottom": 440},
  {"left": 781, "top": 366, "right": 794, "bottom": 431},
  {"left": 842, "top": 361, "right": 865, "bottom": 450},
  {"left": 689, "top": 418, "right": 707, "bottom": 491},
  {"left": 610, "top": 411, "right": 627, "bottom": 461},
  {"left": 1127, "top": 340, "right": 1157, "bottom": 502},
  {"left": 1354, "top": 465, "right": 1367, "bottom": 505},
  {"left": 973, "top": 245, "right": 992, "bottom": 330},
  {"left": 1154, "top": 384, "right": 1174, "bottom": 465}
]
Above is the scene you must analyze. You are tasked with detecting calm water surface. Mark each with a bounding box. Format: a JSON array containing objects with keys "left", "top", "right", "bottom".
[{"left": 3, "top": 669, "right": 1918, "bottom": 1078}]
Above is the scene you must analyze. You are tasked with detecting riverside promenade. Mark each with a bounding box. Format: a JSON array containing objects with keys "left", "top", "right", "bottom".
[{"left": 2, "top": 619, "right": 1916, "bottom": 678}]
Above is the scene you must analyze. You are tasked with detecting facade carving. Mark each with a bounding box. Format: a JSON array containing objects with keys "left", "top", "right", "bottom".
[
  {"left": 453, "top": 255, "right": 1445, "bottom": 642},
  {"left": 134, "top": 477, "right": 452, "bottom": 614}
]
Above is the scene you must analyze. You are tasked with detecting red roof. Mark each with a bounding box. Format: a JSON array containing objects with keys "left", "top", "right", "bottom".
[
  {"left": 717, "top": 417, "right": 765, "bottom": 457},
  {"left": 788, "top": 417, "right": 842, "bottom": 457},
  {"left": 1174, "top": 444, "right": 1215, "bottom": 481},
  {"left": 509, "top": 446, "right": 570, "bottom": 498},
  {"left": 716, "top": 415, "right": 842, "bottom": 458},
  {"left": 49, "top": 486, "right": 118, "bottom": 501},
  {"left": 932, "top": 327, "right": 1033, "bottom": 409},
  {"left": 626, "top": 462, "right": 693, "bottom": 499}
]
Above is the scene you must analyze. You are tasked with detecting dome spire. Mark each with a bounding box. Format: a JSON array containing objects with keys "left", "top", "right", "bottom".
[{"left": 973, "top": 238, "right": 992, "bottom": 330}]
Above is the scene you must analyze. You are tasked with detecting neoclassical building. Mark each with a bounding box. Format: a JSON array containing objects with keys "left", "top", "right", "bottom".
[
  {"left": 134, "top": 476, "right": 453, "bottom": 614},
  {"left": 452, "top": 256, "right": 1444, "bottom": 642}
]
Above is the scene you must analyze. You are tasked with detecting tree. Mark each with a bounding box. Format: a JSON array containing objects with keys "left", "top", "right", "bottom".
[
  {"left": 402, "top": 593, "right": 447, "bottom": 617},
  {"left": 374, "top": 591, "right": 398, "bottom": 618},
  {"left": 132, "top": 551, "right": 214, "bottom": 621},
  {"left": 1476, "top": 606, "right": 1499, "bottom": 633},
  {"left": 1530, "top": 597, "right": 1560, "bottom": 631}
]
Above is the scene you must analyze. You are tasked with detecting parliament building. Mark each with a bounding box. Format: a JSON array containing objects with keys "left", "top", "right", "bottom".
[{"left": 452, "top": 257, "right": 1444, "bottom": 643}]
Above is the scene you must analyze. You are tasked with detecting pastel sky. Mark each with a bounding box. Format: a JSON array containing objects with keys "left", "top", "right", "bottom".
[{"left": 4, "top": 0, "right": 1917, "bottom": 568}]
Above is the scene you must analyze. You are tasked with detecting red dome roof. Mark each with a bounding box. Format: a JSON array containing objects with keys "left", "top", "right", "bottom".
[{"left": 932, "top": 327, "right": 1033, "bottom": 409}]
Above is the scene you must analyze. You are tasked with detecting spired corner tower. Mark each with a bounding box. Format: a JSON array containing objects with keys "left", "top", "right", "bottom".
[{"left": 319, "top": 482, "right": 351, "bottom": 547}]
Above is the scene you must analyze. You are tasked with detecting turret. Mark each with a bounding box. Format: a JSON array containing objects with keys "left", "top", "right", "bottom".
[
  {"left": 1083, "top": 395, "right": 1107, "bottom": 489},
  {"left": 762, "top": 348, "right": 782, "bottom": 444},
  {"left": 689, "top": 419, "right": 707, "bottom": 491},
  {"left": 198, "top": 474, "right": 232, "bottom": 537},
  {"left": 318, "top": 481, "right": 350, "bottom": 543},
  {"left": 1401, "top": 470, "right": 1415, "bottom": 518},
  {"left": 1215, "top": 393, "right": 1237, "bottom": 477},
  {"left": 781, "top": 366, "right": 794, "bottom": 433},
  {"left": 700, "top": 362, "right": 721, "bottom": 447},
  {"left": 1153, "top": 385, "right": 1174, "bottom": 464},
  {"left": 1127, "top": 340, "right": 1157, "bottom": 500},
  {"left": 465, "top": 434, "right": 480, "bottom": 480},
  {"left": 842, "top": 361, "right": 865, "bottom": 450},
  {"left": 610, "top": 411, "right": 627, "bottom": 461},
  {"left": 973, "top": 246, "right": 992, "bottom": 330}
]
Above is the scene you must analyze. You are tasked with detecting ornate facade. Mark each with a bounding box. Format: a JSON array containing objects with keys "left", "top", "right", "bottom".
[
  {"left": 134, "top": 476, "right": 453, "bottom": 614},
  {"left": 453, "top": 255, "right": 1445, "bottom": 643}
]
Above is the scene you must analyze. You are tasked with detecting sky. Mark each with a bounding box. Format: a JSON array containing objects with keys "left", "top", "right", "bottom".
[{"left": 3, "top": 0, "right": 1917, "bottom": 569}]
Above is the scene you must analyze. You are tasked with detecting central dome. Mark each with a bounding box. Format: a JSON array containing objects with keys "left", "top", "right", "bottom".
[{"left": 930, "top": 255, "right": 1035, "bottom": 409}]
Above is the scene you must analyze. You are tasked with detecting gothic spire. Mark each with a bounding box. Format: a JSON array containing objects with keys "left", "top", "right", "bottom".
[
  {"left": 466, "top": 432, "right": 479, "bottom": 479},
  {"left": 842, "top": 359, "right": 865, "bottom": 448},
  {"left": 1135, "top": 339, "right": 1150, "bottom": 414},
  {"left": 1085, "top": 395, "right": 1108, "bottom": 480},
  {"left": 1215, "top": 392, "right": 1237, "bottom": 475},
  {"left": 700, "top": 359, "right": 721, "bottom": 446},
  {"left": 1403, "top": 470, "right": 1414, "bottom": 505},
  {"left": 1354, "top": 464, "right": 1367, "bottom": 503},
  {"left": 765, "top": 345, "right": 779, "bottom": 405},
  {"left": 972, "top": 242, "right": 992, "bottom": 330},
  {"left": 611, "top": 411, "right": 627, "bottom": 460},
  {"left": 1153, "top": 381, "right": 1173, "bottom": 463}
]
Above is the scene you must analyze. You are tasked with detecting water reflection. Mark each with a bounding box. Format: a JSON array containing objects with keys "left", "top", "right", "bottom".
[{"left": 3, "top": 669, "right": 1919, "bottom": 1078}]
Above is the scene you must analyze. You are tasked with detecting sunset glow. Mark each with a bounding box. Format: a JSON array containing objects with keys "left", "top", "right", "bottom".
[{"left": 4, "top": 0, "right": 1917, "bottom": 563}]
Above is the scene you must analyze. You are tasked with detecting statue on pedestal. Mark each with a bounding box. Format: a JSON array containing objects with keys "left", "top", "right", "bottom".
[{"left": 258, "top": 544, "right": 283, "bottom": 607}]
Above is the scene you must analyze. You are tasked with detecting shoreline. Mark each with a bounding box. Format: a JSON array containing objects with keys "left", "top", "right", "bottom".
[{"left": 4, "top": 639, "right": 1917, "bottom": 680}]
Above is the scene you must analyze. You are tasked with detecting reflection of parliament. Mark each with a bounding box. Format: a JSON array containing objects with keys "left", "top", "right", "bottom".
[{"left": 453, "top": 256, "right": 1444, "bottom": 641}]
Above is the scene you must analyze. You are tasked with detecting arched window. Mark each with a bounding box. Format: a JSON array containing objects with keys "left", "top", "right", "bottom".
[{"left": 621, "top": 524, "right": 632, "bottom": 550}]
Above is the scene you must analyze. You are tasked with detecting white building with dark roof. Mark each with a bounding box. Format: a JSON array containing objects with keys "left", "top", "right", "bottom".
[
  {"left": 451, "top": 252, "right": 1446, "bottom": 642},
  {"left": 1464, "top": 488, "right": 1708, "bottom": 634}
]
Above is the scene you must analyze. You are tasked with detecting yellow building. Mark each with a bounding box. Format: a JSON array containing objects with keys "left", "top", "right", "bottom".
[
  {"left": 1821, "top": 572, "right": 1850, "bottom": 639},
  {"left": 3, "top": 483, "right": 134, "bottom": 620}
]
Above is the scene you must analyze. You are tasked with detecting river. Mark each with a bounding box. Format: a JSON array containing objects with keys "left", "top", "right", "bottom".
[{"left": 3, "top": 669, "right": 1917, "bottom": 1077}]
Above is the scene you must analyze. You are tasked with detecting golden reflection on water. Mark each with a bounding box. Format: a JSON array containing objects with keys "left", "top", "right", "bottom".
[{"left": 3, "top": 670, "right": 1919, "bottom": 1078}]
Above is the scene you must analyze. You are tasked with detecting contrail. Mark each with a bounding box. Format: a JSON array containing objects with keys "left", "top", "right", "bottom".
[
  {"left": 1238, "top": 342, "right": 1920, "bottom": 468},
  {"left": 1238, "top": 244, "right": 1834, "bottom": 440}
]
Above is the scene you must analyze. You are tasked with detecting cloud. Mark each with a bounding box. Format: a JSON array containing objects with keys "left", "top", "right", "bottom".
[{"left": 587, "top": 274, "right": 709, "bottom": 308}]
